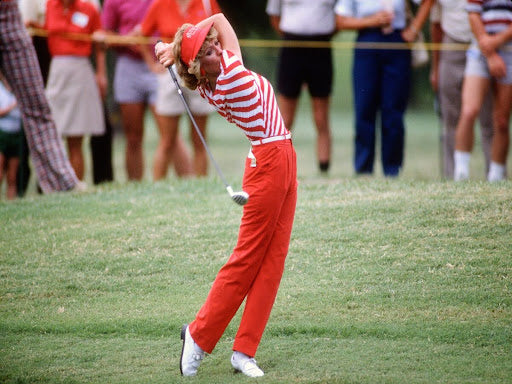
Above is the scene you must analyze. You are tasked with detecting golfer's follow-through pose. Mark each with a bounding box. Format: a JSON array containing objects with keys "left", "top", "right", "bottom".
[{"left": 155, "top": 13, "right": 297, "bottom": 378}]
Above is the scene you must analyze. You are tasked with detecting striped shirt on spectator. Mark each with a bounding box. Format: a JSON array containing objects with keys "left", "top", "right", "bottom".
[
  {"left": 466, "top": 0, "right": 512, "bottom": 34},
  {"left": 198, "top": 50, "right": 289, "bottom": 142}
]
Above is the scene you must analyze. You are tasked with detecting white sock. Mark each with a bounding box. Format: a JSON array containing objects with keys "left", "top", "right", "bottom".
[
  {"left": 232, "top": 351, "right": 250, "bottom": 362},
  {"left": 487, "top": 161, "right": 506, "bottom": 182},
  {"left": 187, "top": 328, "right": 204, "bottom": 353},
  {"left": 454, "top": 151, "right": 471, "bottom": 181}
]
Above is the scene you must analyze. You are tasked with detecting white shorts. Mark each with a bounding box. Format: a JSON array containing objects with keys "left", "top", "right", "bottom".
[
  {"left": 465, "top": 41, "right": 512, "bottom": 85},
  {"left": 155, "top": 68, "right": 214, "bottom": 116}
]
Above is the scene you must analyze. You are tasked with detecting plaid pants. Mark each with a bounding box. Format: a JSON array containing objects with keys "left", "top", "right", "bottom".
[{"left": 0, "top": 1, "right": 78, "bottom": 192}]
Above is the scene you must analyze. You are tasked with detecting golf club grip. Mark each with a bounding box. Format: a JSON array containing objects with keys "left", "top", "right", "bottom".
[{"left": 165, "top": 65, "right": 230, "bottom": 188}]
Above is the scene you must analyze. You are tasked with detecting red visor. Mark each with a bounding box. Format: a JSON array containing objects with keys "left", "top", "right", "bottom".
[{"left": 180, "top": 21, "right": 214, "bottom": 66}]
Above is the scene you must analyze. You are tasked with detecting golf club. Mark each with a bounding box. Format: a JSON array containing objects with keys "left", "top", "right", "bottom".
[
  {"left": 433, "top": 93, "right": 443, "bottom": 178},
  {"left": 165, "top": 63, "right": 249, "bottom": 206}
]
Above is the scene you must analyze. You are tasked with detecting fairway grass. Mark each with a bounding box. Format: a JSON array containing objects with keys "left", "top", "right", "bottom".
[{"left": 1, "top": 177, "right": 511, "bottom": 383}]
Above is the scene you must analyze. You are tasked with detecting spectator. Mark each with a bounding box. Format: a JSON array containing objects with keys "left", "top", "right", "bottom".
[
  {"left": 0, "top": 0, "right": 82, "bottom": 193},
  {"left": 266, "top": 0, "right": 336, "bottom": 173},
  {"left": 139, "top": 0, "right": 220, "bottom": 179},
  {"left": 454, "top": 0, "right": 512, "bottom": 182},
  {"left": 86, "top": 0, "right": 115, "bottom": 185},
  {"left": 101, "top": 0, "right": 191, "bottom": 181},
  {"left": 428, "top": 0, "right": 493, "bottom": 179},
  {"left": 17, "top": 0, "right": 50, "bottom": 196},
  {"left": 336, "top": 0, "right": 434, "bottom": 177},
  {"left": 44, "top": 0, "right": 106, "bottom": 182},
  {"left": 88, "top": 0, "right": 114, "bottom": 186},
  {"left": 20, "top": 0, "right": 109, "bottom": 189},
  {"left": 101, "top": 0, "right": 155, "bottom": 182},
  {"left": 0, "top": 73, "right": 23, "bottom": 200},
  {"left": 89, "top": 100, "right": 114, "bottom": 184},
  {"left": 19, "top": 0, "right": 52, "bottom": 84}
]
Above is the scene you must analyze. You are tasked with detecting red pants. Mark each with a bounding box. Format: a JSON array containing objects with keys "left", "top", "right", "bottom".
[{"left": 189, "top": 139, "right": 297, "bottom": 357}]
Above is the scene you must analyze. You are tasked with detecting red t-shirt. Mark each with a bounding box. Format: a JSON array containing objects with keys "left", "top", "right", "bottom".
[
  {"left": 45, "top": 0, "right": 101, "bottom": 56},
  {"left": 140, "top": 0, "right": 220, "bottom": 39}
]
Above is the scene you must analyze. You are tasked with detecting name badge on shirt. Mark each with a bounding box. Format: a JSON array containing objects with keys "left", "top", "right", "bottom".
[{"left": 71, "top": 12, "right": 89, "bottom": 28}]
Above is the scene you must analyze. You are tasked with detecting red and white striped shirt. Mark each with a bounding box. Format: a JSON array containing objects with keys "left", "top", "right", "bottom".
[
  {"left": 198, "top": 50, "right": 289, "bottom": 143},
  {"left": 466, "top": 0, "right": 512, "bottom": 34}
]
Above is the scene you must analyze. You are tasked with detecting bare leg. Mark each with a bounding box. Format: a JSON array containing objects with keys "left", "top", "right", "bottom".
[
  {"left": 312, "top": 96, "right": 331, "bottom": 170},
  {"left": 0, "top": 153, "right": 5, "bottom": 198},
  {"left": 6, "top": 157, "right": 19, "bottom": 199},
  {"left": 190, "top": 114, "right": 209, "bottom": 177},
  {"left": 172, "top": 134, "right": 193, "bottom": 178},
  {"left": 478, "top": 91, "right": 494, "bottom": 174},
  {"left": 150, "top": 106, "right": 192, "bottom": 178},
  {"left": 153, "top": 114, "right": 179, "bottom": 180},
  {"left": 120, "top": 103, "right": 145, "bottom": 181},
  {"left": 66, "top": 136, "right": 84, "bottom": 181},
  {"left": 490, "top": 82, "right": 512, "bottom": 164},
  {"left": 455, "top": 76, "right": 490, "bottom": 152},
  {"left": 277, "top": 95, "right": 298, "bottom": 130}
]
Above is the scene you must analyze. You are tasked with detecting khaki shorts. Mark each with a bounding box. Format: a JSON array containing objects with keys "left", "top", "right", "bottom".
[{"left": 155, "top": 69, "right": 215, "bottom": 116}]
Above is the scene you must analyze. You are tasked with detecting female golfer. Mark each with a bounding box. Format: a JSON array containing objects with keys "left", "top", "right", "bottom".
[{"left": 155, "top": 13, "right": 297, "bottom": 378}]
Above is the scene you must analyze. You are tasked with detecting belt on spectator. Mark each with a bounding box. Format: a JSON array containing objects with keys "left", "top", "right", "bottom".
[{"left": 250, "top": 133, "right": 291, "bottom": 146}]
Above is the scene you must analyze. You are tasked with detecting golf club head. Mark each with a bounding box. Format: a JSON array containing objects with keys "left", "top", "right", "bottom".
[{"left": 226, "top": 186, "right": 249, "bottom": 206}]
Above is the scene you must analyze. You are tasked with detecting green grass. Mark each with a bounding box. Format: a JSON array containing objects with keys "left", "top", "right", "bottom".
[{"left": 1, "top": 106, "right": 511, "bottom": 383}]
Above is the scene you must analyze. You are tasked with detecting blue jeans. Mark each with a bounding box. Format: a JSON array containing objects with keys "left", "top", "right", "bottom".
[{"left": 352, "top": 29, "right": 411, "bottom": 176}]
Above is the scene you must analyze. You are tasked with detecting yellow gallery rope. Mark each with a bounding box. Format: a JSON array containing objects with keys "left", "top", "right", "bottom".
[{"left": 27, "top": 27, "right": 470, "bottom": 52}]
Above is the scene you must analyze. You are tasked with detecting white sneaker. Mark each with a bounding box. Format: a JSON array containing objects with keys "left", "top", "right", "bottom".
[
  {"left": 231, "top": 351, "right": 264, "bottom": 378},
  {"left": 487, "top": 162, "right": 506, "bottom": 182},
  {"left": 180, "top": 325, "right": 205, "bottom": 376},
  {"left": 454, "top": 167, "right": 469, "bottom": 181}
]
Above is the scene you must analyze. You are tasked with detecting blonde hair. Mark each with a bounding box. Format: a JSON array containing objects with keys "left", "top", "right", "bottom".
[{"left": 173, "top": 24, "right": 219, "bottom": 90}]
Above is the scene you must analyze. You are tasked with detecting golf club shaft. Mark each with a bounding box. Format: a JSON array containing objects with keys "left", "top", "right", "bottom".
[{"left": 167, "top": 65, "right": 230, "bottom": 189}]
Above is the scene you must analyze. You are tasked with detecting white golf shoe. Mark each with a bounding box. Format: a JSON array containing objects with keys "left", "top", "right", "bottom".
[
  {"left": 231, "top": 351, "right": 264, "bottom": 378},
  {"left": 180, "top": 324, "right": 205, "bottom": 376}
]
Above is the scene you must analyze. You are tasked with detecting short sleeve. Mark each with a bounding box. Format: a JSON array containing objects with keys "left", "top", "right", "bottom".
[
  {"left": 210, "top": 0, "right": 222, "bottom": 15},
  {"left": 430, "top": 2, "right": 441, "bottom": 23},
  {"left": 140, "top": 1, "right": 158, "bottom": 36},
  {"left": 266, "top": 0, "right": 281, "bottom": 16},
  {"left": 90, "top": 6, "right": 102, "bottom": 32},
  {"left": 101, "top": 0, "right": 118, "bottom": 31},
  {"left": 334, "top": 0, "right": 354, "bottom": 17},
  {"left": 466, "top": 0, "right": 483, "bottom": 14}
]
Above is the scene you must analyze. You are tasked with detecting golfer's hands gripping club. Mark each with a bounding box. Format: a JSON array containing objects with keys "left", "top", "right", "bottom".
[{"left": 154, "top": 41, "right": 174, "bottom": 68}]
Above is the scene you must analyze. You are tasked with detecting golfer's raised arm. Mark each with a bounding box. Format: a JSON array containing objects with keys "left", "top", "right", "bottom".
[
  {"left": 154, "top": 41, "right": 174, "bottom": 68},
  {"left": 197, "top": 13, "right": 242, "bottom": 62}
]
